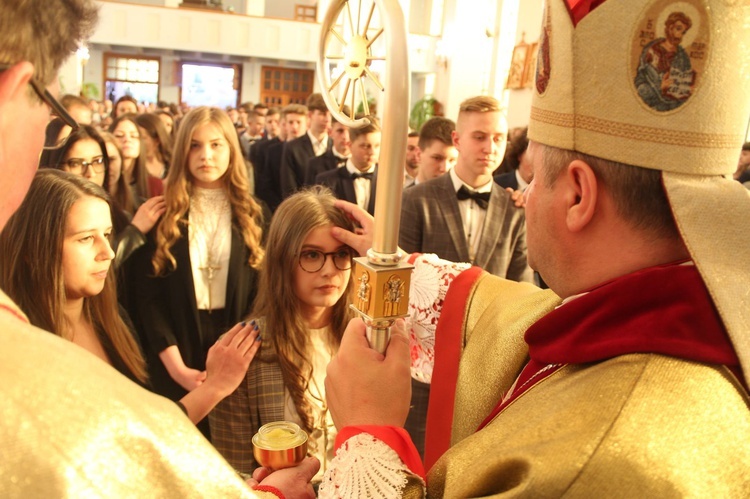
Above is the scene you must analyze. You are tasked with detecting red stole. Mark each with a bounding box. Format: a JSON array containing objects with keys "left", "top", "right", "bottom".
[{"left": 479, "top": 262, "right": 743, "bottom": 430}]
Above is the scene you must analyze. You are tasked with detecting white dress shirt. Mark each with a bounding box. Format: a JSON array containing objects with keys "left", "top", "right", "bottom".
[
  {"left": 345, "top": 159, "right": 375, "bottom": 211},
  {"left": 450, "top": 168, "right": 492, "bottom": 262},
  {"left": 308, "top": 130, "right": 329, "bottom": 157}
]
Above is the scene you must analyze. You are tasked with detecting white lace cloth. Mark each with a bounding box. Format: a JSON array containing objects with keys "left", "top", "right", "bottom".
[
  {"left": 407, "top": 254, "right": 471, "bottom": 383},
  {"left": 319, "top": 254, "right": 470, "bottom": 498},
  {"left": 318, "top": 433, "right": 425, "bottom": 498}
]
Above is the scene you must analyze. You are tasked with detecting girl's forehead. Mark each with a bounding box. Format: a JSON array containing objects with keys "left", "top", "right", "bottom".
[
  {"left": 192, "top": 121, "right": 224, "bottom": 140},
  {"left": 115, "top": 120, "right": 138, "bottom": 132},
  {"left": 66, "top": 137, "right": 102, "bottom": 155}
]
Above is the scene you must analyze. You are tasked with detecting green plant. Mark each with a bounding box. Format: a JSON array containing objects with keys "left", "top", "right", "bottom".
[
  {"left": 409, "top": 96, "right": 440, "bottom": 132},
  {"left": 81, "top": 82, "right": 100, "bottom": 100},
  {"left": 355, "top": 92, "right": 377, "bottom": 117}
]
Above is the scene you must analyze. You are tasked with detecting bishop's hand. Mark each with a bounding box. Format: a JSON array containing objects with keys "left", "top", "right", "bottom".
[{"left": 325, "top": 318, "right": 411, "bottom": 430}]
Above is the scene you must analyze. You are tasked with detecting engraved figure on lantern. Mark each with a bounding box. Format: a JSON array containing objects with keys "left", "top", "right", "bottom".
[
  {"left": 357, "top": 271, "right": 371, "bottom": 311},
  {"left": 383, "top": 274, "right": 405, "bottom": 316}
]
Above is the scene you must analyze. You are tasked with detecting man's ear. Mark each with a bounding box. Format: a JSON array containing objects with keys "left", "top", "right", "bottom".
[
  {"left": 0, "top": 62, "right": 35, "bottom": 107},
  {"left": 451, "top": 129, "right": 460, "bottom": 149},
  {"left": 564, "top": 159, "right": 598, "bottom": 232}
]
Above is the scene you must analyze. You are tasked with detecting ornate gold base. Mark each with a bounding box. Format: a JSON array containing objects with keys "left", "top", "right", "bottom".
[{"left": 350, "top": 256, "right": 413, "bottom": 353}]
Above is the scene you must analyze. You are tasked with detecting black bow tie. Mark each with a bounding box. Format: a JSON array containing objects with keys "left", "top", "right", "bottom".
[
  {"left": 351, "top": 172, "right": 374, "bottom": 180},
  {"left": 457, "top": 185, "right": 490, "bottom": 209}
]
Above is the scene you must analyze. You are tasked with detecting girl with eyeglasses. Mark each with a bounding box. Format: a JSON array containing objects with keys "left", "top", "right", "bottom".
[
  {"left": 210, "top": 186, "right": 355, "bottom": 483},
  {"left": 128, "top": 106, "right": 267, "bottom": 441},
  {"left": 39, "top": 124, "right": 166, "bottom": 268},
  {"left": 0, "top": 169, "right": 261, "bottom": 426}
]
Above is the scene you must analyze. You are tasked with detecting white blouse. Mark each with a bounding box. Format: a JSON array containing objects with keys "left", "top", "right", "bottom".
[
  {"left": 283, "top": 325, "right": 337, "bottom": 481},
  {"left": 189, "top": 187, "right": 232, "bottom": 311}
]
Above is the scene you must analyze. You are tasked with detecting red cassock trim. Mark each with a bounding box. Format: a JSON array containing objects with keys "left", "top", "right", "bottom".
[
  {"left": 424, "top": 266, "right": 484, "bottom": 470},
  {"left": 480, "top": 262, "right": 744, "bottom": 431},
  {"left": 335, "top": 425, "right": 426, "bottom": 479}
]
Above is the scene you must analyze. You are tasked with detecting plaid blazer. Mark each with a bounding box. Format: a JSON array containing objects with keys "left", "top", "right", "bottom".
[
  {"left": 209, "top": 318, "right": 286, "bottom": 474},
  {"left": 399, "top": 173, "right": 532, "bottom": 282}
]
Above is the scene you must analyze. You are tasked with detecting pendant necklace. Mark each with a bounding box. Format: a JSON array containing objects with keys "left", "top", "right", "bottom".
[{"left": 191, "top": 189, "right": 229, "bottom": 312}]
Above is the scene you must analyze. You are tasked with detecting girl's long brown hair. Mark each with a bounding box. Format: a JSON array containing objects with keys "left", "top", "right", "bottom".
[
  {"left": 253, "top": 186, "right": 355, "bottom": 435},
  {"left": 135, "top": 112, "right": 173, "bottom": 171},
  {"left": 0, "top": 170, "right": 147, "bottom": 383},
  {"left": 100, "top": 131, "right": 137, "bottom": 215},
  {"left": 152, "top": 107, "right": 264, "bottom": 276},
  {"left": 110, "top": 113, "right": 151, "bottom": 199}
]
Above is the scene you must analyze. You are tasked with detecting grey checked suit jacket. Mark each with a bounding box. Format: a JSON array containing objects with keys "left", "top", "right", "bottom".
[
  {"left": 209, "top": 317, "right": 285, "bottom": 474},
  {"left": 399, "top": 173, "right": 532, "bottom": 282}
]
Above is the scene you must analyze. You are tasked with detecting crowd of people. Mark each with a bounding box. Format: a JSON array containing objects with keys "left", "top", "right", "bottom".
[
  {"left": 30, "top": 75, "right": 535, "bottom": 485},
  {"left": 1, "top": 0, "right": 749, "bottom": 497}
]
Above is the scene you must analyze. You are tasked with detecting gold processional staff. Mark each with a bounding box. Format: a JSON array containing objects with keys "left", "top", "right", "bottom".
[{"left": 317, "top": 0, "right": 413, "bottom": 353}]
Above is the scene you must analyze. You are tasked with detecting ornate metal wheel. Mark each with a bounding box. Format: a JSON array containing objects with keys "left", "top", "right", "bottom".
[{"left": 318, "top": 0, "right": 404, "bottom": 128}]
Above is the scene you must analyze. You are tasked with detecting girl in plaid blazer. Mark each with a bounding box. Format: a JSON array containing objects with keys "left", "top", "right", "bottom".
[{"left": 210, "top": 186, "right": 355, "bottom": 481}]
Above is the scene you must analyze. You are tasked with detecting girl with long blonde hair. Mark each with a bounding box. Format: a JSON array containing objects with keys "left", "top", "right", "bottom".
[
  {"left": 211, "top": 186, "right": 354, "bottom": 479},
  {"left": 130, "top": 106, "right": 266, "bottom": 440}
]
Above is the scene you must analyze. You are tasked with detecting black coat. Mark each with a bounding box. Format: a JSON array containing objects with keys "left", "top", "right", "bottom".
[
  {"left": 315, "top": 166, "right": 377, "bottom": 215},
  {"left": 127, "top": 223, "right": 260, "bottom": 402},
  {"left": 304, "top": 150, "right": 347, "bottom": 187}
]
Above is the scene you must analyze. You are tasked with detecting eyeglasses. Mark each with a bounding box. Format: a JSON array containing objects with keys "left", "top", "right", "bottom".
[
  {"left": 64, "top": 156, "right": 105, "bottom": 175},
  {"left": 298, "top": 248, "right": 353, "bottom": 273},
  {"left": 0, "top": 63, "right": 79, "bottom": 147}
]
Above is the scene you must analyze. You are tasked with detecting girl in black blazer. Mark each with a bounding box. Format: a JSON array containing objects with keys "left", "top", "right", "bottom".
[{"left": 129, "top": 107, "right": 266, "bottom": 439}]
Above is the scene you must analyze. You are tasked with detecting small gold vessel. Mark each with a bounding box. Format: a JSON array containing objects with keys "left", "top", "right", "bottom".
[{"left": 252, "top": 421, "right": 308, "bottom": 470}]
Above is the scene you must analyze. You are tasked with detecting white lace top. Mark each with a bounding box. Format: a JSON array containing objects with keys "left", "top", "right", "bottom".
[{"left": 189, "top": 187, "right": 231, "bottom": 310}]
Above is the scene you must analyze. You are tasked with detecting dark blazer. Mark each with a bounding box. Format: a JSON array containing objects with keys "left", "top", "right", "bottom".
[
  {"left": 399, "top": 173, "right": 532, "bottom": 281},
  {"left": 304, "top": 150, "right": 346, "bottom": 186},
  {"left": 258, "top": 140, "right": 284, "bottom": 213},
  {"left": 494, "top": 170, "right": 519, "bottom": 190},
  {"left": 280, "top": 135, "right": 331, "bottom": 199},
  {"left": 251, "top": 138, "right": 276, "bottom": 200},
  {"left": 128, "top": 223, "right": 261, "bottom": 403},
  {"left": 315, "top": 166, "right": 377, "bottom": 215}
]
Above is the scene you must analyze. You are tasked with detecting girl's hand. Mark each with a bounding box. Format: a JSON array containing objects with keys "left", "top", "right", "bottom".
[
  {"left": 204, "top": 321, "right": 262, "bottom": 398},
  {"left": 131, "top": 195, "right": 166, "bottom": 234},
  {"left": 174, "top": 367, "right": 206, "bottom": 391}
]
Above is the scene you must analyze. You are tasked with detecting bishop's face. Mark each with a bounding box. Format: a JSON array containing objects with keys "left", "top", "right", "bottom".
[{"left": 523, "top": 141, "right": 567, "bottom": 290}]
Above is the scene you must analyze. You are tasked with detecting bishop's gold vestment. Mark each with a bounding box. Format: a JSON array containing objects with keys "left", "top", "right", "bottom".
[
  {"left": 423, "top": 275, "right": 750, "bottom": 497},
  {"left": 0, "top": 290, "right": 274, "bottom": 498}
]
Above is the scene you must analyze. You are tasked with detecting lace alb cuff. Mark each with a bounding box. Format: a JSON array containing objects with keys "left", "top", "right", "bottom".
[{"left": 319, "top": 432, "right": 425, "bottom": 498}]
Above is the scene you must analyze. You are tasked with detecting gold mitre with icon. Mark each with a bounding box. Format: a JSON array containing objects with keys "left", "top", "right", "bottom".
[{"left": 529, "top": 0, "right": 750, "bottom": 379}]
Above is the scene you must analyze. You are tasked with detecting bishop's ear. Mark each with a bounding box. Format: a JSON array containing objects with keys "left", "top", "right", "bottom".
[{"left": 564, "top": 159, "right": 598, "bottom": 232}]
